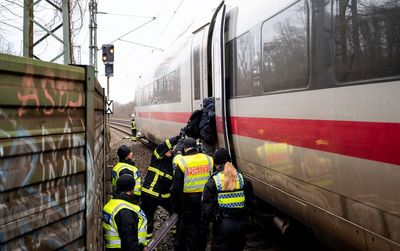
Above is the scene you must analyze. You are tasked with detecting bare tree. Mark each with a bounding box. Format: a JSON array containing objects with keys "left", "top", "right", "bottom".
[
  {"left": 0, "top": 34, "right": 14, "bottom": 54},
  {"left": 111, "top": 101, "right": 135, "bottom": 119},
  {"left": 0, "top": 0, "right": 88, "bottom": 61}
]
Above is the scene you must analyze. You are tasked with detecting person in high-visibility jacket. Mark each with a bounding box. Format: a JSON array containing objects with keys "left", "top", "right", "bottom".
[
  {"left": 102, "top": 174, "right": 148, "bottom": 251},
  {"left": 171, "top": 137, "right": 214, "bottom": 251},
  {"left": 112, "top": 145, "right": 141, "bottom": 203},
  {"left": 141, "top": 135, "right": 180, "bottom": 241},
  {"left": 131, "top": 114, "right": 137, "bottom": 142},
  {"left": 201, "top": 148, "right": 257, "bottom": 251}
]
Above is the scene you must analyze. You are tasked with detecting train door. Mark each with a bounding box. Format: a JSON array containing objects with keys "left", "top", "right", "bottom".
[
  {"left": 210, "top": 2, "right": 230, "bottom": 150},
  {"left": 191, "top": 29, "right": 206, "bottom": 111}
]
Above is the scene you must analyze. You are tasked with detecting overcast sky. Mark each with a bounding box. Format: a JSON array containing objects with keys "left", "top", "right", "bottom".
[
  {"left": 95, "top": 0, "right": 219, "bottom": 104},
  {"left": 1, "top": 0, "right": 220, "bottom": 104}
]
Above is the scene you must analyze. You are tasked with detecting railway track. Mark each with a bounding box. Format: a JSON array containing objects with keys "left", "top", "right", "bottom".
[{"left": 109, "top": 119, "right": 155, "bottom": 149}]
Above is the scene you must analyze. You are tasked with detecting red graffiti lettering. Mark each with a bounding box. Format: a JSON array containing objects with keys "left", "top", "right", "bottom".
[
  {"left": 42, "top": 79, "right": 55, "bottom": 115},
  {"left": 18, "top": 71, "right": 84, "bottom": 117},
  {"left": 18, "top": 75, "right": 39, "bottom": 117}
]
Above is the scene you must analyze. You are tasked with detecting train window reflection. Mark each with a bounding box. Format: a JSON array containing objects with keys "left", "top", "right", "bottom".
[
  {"left": 140, "top": 69, "right": 181, "bottom": 106},
  {"left": 334, "top": 0, "right": 400, "bottom": 83},
  {"left": 193, "top": 46, "right": 201, "bottom": 100},
  {"left": 226, "top": 40, "right": 235, "bottom": 98},
  {"left": 261, "top": 1, "right": 308, "bottom": 93},
  {"left": 235, "top": 32, "right": 251, "bottom": 96}
]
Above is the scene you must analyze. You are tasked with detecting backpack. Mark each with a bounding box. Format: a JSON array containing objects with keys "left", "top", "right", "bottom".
[
  {"left": 199, "top": 110, "right": 216, "bottom": 144},
  {"left": 182, "top": 109, "right": 203, "bottom": 138},
  {"left": 199, "top": 97, "right": 216, "bottom": 143}
]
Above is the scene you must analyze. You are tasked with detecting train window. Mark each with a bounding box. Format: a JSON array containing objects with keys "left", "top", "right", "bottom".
[
  {"left": 250, "top": 28, "right": 263, "bottom": 96},
  {"left": 141, "top": 69, "right": 181, "bottom": 106},
  {"left": 162, "top": 77, "right": 168, "bottom": 103},
  {"left": 149, "top": 82, "right": 155, "bottom": 104},
  {"left": 334, "top": 0, "right": 400, "bottom": 83},
  {"left": 226, "top": 40, "right": 235, "bottom": 98},
  {"left": 235, "top": 32, "right": 251, "bottom": 96},
  {"left": 193, "top": 46, "right": 201, "bottom": 100},
  {"left": 261, "top": 1, "right": 308, "bottom": 93},
  {"left": 144, "top": 85, "right": 150, "bottom": 106},
  {"left": 168, "top": 69, "right": 181, "bottom": 103},
  {"left": 155, "top": 79, "right": 162, "bottom": 104}
]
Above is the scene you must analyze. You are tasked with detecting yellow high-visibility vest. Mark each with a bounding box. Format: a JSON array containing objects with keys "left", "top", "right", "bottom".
[
  {"left": 112, "top": 162, "right": 141, "bottom": 196},
  {"left": 212, "top": 172, "right": 245, "bottom": 208},
  {"left": 102, "top": 199, "right": 147, "bottom": 248},
  {"left": 176, "top": 153, "right": 213, "bottom": 193}
]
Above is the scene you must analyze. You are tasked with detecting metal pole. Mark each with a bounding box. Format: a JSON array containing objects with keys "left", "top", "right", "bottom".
[
  {"left": 62, "top": 0, "right": 71, "bottom": 64},
  {"left": 107, "top": 76, "right": 110, "bottom": 100},
  {"left": 107, "top": 76, "right": 110, "bottom": 120},
  {"left": 23, "top": 0, "right": 33, "bottom": 57},
  {"left": 89, "top": 0, "right": 98, "bottom": 75}
]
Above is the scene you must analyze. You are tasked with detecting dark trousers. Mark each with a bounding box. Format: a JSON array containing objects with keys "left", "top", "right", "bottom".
[
  {"left": 131, "top": 128, "right": 137, "bottom": 141},
  {"left": 174, "top": 193, "right": 204, "bottom": 251},
  {"left": 141, "top": 193, "right": 171, "bottom": 237},
  {"left": 211, "top": 216, "right": 250, "bottom": 251}
]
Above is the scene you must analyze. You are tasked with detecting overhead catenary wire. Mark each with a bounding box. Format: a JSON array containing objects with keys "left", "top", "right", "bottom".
[
  {"left": 106, "top": 17, "right": 157, "bottom": 45},
  {"left": 97, "top": 11, "right": 156, "bottom": 19},
  {"left": 158, "top": 0, "right": 184, "bottom": 40},
  {"left": 118, "top": 38, "right": 163, "bottom": 51}
]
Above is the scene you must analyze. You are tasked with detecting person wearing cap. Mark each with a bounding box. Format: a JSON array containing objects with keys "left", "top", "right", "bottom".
[
  {"left": 102, "top": 174, "right": 148, "bottom": 251},
  {"left": 112, "top": 145, "right": 141, "bottom": 203},
  {"left": 171, "top": 137, "right": 214, "bottom": 251},
  {"left": 141, "top": 135, "right": 180, "bottom": 241},
  {"left": 201, "top": 148, "right": 257, "bottom": 251}
]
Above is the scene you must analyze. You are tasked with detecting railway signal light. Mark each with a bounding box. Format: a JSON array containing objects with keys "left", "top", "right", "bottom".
[
  {"left": 101, "top": 44, "right": 114, "bottom": 76},
  {"left": 101, "top": 44, "right": 114, "bottom": 63}
]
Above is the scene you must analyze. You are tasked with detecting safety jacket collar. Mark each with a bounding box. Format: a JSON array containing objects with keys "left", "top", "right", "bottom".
[
  {"left": 119, "top": 158, "right": 135, "bottom": 166},
  {"left": 113, "top": 191, "right": 137, "bottom": 205},
  {"left": 184, "top": 148, "right": 198, "bottom": 156}
]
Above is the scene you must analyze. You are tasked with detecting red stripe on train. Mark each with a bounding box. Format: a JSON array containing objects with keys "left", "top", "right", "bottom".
[
  {"left": 138, "top": 112, "right": 400, "bottom": 165},
  {"left": 137, "top": 111, "right": 190, "bottom": 123},
  {"left": 225, "top": 116, "right": 400, "bottom": 165}
]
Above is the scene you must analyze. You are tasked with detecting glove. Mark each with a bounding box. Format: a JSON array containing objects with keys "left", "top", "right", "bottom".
[{"left": 179, "top": 128, "right": 187, "bottom": 137}]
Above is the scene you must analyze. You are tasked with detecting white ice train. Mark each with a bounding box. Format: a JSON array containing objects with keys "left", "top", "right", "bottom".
[{"left": 134, "top": 0, "right": 400, "bottom": 250}]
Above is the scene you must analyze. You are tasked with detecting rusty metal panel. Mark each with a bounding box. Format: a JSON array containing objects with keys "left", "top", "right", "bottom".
[
  {"left": 84, "top": 67, "right": 105, "bottom": 250},
  {"left": 0, "top": 53, "right": 105, "bottom": 250}
]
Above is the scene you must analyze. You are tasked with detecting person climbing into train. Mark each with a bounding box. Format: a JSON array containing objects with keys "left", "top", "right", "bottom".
[
  {"left": 141, "top": 135, "right": 180, "bottom": 242},
  {"left": 112, "top": 145, "right": 141, "bottom": 204},
  {"left": 102, "top": 174, "right": 148, "bottom": 251},
  {"left": 201, "top": 148, "right": 257, "bottom": 251},
  {"left": 131, "top": 113, "right": 137, "bottom": 142},
  {"left": 181, "top": 97, "right": 216, "bottom": 156},
  {"left": 171, "top": 137, "right": 214, "bottom": 251},
  {"left": 198, "top": 97, "right": 217, "bottom": 155}
]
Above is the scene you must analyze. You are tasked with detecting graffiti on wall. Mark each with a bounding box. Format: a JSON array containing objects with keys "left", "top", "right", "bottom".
[
  {"left": 17, "top": 68, "right": 83, "bottom": 117},
  {"left": 0, "top": 59, "right": 104, "bottom": 250}
]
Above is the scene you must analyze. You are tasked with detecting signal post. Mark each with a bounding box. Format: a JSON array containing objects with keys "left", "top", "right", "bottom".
[
  {"left": 102, "top": 44, "right": 114, "bottom": 158},
  {"left": 102, "top": 44, "right": 114, "bottom": 115}
]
